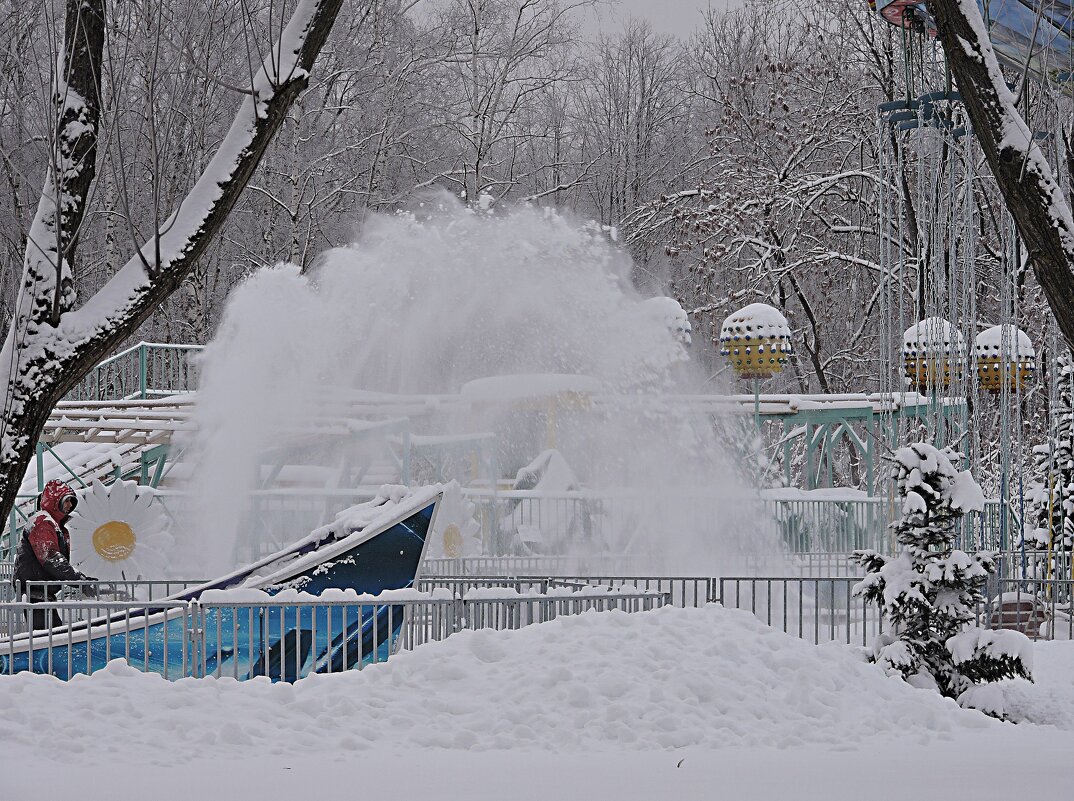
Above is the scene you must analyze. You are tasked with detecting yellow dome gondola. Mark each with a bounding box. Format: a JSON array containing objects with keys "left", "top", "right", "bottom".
[
  {"left": 719, "top": 303, "right": 792, "bottom": 380},
  {"left": 974, "top": 324, "right": 1035, "bottom": 394},
  {"left": 902, "top": 317, "right": 964, "bottom": 391}
]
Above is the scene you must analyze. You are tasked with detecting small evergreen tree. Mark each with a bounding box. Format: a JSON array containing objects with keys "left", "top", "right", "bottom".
[{"left": 854, "top": 442, "right": 1032, "bottom": 716}]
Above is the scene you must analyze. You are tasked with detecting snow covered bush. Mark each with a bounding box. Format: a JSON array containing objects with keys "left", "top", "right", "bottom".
[{"left": 853, "top": 442, "right": 1032, "bottom": 716}]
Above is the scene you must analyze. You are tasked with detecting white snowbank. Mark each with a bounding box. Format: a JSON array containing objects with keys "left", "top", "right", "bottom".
[
  {"left": 0, "top": 605, "right": 1001, "bottom": 766},
  {"left": 3, "top": 608, "right": 1074, "bottom": 800},
  {"left": 999, "top": 640, "right": 1074, "bottom": 728}
]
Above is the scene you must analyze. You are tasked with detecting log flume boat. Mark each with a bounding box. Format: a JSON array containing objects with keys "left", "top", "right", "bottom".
[{"left": 1, "top": 485, "right": 442, "bottom": 681}]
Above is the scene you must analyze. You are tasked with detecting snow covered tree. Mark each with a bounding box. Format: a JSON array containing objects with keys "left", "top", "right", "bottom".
[
  {"left": 1025, "top": 351, "right": 1074, "bottom": 552},
  {"left": 0, "top": 0, "right": 344, "bottom": 528},
  {"left": 927, "top": 0, "right": 1074, "bottom": 354},
  {"left": 853, "top": 442, "right": 1032, "bottom": 715}
]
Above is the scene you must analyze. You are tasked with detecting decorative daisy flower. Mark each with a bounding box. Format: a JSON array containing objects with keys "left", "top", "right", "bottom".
[
  {"left": 68, "top": 480, "right": 174, "bottom": 583},
  {"left": 426, "top": 481, "right": 482, "bottom": 559}
]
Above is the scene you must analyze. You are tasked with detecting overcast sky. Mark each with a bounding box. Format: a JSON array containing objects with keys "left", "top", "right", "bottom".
[
  {"left": 412, "top": 2, "right": 747, "bottom": 41},
  {"left": 588, "top": 0, "right": 744, "bottom": 38}
]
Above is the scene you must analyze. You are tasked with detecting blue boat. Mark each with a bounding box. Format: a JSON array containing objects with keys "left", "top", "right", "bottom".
[{"left": 0, "top": 486, "right": 442, "bottom": 681}]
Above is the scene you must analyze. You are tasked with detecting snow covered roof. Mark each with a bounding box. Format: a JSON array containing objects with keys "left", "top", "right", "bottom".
[
  {"left": 640, "top": 296, "right": 692, "bottom": 345},
  {"left": 902, "top": 317, "right": 966, "bottom": 355},
  {"left": 974, "top": 325, "right": 1035, "bottom": 359},
  {"left": 719, "top": 303, "right": 791, "bottom": 341}
]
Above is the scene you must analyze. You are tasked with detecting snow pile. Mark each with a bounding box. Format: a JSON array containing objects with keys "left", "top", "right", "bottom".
[
  {"left": 0, "top": 605, "right": 1003, "bottom": 766},
  {"left": 1002, "top": 641, "right": 1074, "bottom": 728}
]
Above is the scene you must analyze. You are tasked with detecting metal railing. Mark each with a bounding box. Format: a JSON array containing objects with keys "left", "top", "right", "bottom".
[
  {"left": 466, "top": 491, "right": 889, "bottom": 556},
  {"left": 718, "top": 576, "right": 1074, "bottom": 645},
  {"left": 1, "top": 588, "right": 670, "bottom": 680},
  {"left": 417, "top": 574, "right": 713, "bottom": 608},
  {"left": 453, "top": 492, "right": 1021, "bottom": 560},
  {"left": 416, "top": 576, "right": 589, "bottom": 596},
  {"left": 995, "top": 549, "right": 1074, "bottom": 581},
  {"left": 0, "top": 560, "right": 13, "bottom": 603},
  {"left": 64, "top": 342, "right": 203, "bottom": 402},
  {"left": 22, "top": 578, "right": 203, "bottom": 601},
  {"left": 767, "top": 497, "right": 887, "bottom": 553},
  {"left": 1, "top": 579, "right": 205, "bottom": 637},
  {"left": 719, "top": 576, "right": 884, "bottom": 646},
  {"left": 784, "top": 552, "right": 861, "bottom": 578},
  {"left": 422, "top": 555, "right": 633, "bottom": 577},
  {"left": 1, "top": 600, "right": 197, "bottom": 679},
  {"left": 968, "top": 500, "right": 1024, "bottom": 551},
  {"left": 537, "top": 575, "right": 714, "bottom": 608}
]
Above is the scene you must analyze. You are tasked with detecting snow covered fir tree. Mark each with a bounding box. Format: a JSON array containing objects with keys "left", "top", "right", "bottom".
[{"left": 854, "top": 443, "right": 1033, "bottom": 716}]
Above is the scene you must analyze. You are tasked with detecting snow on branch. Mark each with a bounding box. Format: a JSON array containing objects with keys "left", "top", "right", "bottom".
[
  {"left": 0, "top": 0, "right": 344, "bottom": 521},
  {"left": 928, "top": 0, "right": 1074, "bottom": 351},
  {"left": 66, "top": 0, "right": 340, "bottom": 348}
]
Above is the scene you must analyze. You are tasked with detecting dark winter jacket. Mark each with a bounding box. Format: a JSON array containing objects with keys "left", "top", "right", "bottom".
[{"left": 12, "top": 480, "right": 89, "bottom": 601}]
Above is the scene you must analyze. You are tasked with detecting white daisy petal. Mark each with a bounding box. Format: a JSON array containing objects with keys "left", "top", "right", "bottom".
[{"left": 69, "top": 480, "right": 173, "bottom": 591}]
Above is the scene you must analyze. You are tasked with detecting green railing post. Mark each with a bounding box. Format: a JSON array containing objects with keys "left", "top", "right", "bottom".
[
  {"left": 782, "top": 419, "right": 792, "bottom": 487},
  {"left": 138, "top": 343, "right": 148, "bottom": 400},
  {"left": 4, "top": 507, "right": 14, "bottom": 558},
  {"left": 35, "top": 441, "right": 45, "bottom": 493},
  {"left": 865, "top": 418, "right": 875, "bottom": 496}
]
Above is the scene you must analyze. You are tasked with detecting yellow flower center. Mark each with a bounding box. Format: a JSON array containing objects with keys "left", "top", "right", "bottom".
[
  {"left": 442, "top": 523, "right": 463, "bottom": 558},
  {"left": 92, "top": 520, "right": 136, "bottom": 561}
]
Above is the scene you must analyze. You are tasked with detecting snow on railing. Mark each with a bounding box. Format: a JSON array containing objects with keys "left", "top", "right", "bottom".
[
  {"left": 0, "top": 586, "right": 670, "bottom": 680},
  {"left": 64, "top": 342, "right": 203, "bottom": 402}
]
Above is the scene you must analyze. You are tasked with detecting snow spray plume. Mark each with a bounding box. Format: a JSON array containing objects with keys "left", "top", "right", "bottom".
[{"left": 177, "top": 194, "right": 782, "bottom": 577}]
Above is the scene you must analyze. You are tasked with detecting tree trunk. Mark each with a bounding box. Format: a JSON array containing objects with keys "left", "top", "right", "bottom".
[
  {"left": 0, "top": 0, "right": 344, "bottom": 530},
  {"left": 927, "top": 0, "right": 1074, "bottom": 350}
]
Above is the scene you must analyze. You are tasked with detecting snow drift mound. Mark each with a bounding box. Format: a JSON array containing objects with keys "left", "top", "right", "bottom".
[
  {"left": 0, "top": 606, "right": 1000, "bottom": 764},
  {"left": 999, "top": 641, "right": 1074, "bottom": 728}
]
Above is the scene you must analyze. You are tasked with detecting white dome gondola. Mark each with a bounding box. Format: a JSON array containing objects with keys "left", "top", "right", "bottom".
[
  {"left": 719, "top": 303, "right": 792, "bottom": 380},
  {"left": 902, "top": 317, "right": 965, "bottom": 391},
  {"left": 974, "top": 324, "right": 1035, "bottom": 394}
]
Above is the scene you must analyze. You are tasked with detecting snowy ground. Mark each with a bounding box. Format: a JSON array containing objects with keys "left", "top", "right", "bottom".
[{"left": 2, "top": 605, "right": 1072, "bottom": 799}]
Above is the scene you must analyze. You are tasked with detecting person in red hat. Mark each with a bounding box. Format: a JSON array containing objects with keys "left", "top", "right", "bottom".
[{"left": 12, "top": 479, "right": 96, "bottom": 631}]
